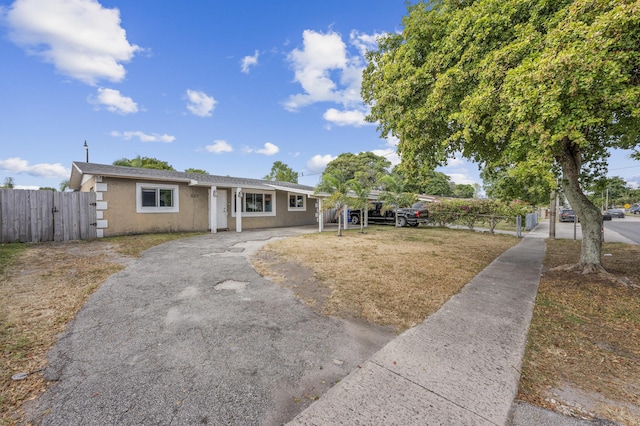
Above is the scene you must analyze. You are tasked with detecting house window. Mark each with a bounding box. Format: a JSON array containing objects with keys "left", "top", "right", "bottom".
[
  {"left": 288, "top": 193, "right": 306, "bottom": 211},
  {"left": 232, "top": 190, "right": 275, "bottom": 216},
  {"left": 136, "top": 183, "right": 179, "bottom": 213}
]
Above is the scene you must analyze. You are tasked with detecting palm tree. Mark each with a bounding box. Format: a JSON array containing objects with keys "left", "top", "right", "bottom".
[
  {"left": 315, "top": 170, "right": 352, "bottom": 236},
  {"left": 378, "top": 175, "right": 417, "bottom": 227},
  {"left": 346, "top": 179, "right": 371, "bottom": 234}
]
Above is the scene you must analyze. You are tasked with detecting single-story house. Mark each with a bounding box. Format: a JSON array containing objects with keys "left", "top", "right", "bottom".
[{"left": 69, "top": 162, "right": 321, "bottom": 238}]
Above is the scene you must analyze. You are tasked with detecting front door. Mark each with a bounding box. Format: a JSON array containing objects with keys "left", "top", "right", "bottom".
[{"left": 216, "top": 190, "right": 227, "bottom": 229}]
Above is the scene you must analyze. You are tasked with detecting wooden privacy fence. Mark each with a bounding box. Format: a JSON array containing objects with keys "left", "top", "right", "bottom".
[{"left": 0, "top": 189, "right": 97, "bottom": 243}]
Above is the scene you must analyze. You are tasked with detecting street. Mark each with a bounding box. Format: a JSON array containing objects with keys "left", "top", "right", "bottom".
[{"left": 603, "top": 215, "right": 640, "bottom": 244}]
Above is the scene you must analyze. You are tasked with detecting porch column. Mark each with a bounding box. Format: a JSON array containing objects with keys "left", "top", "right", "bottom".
[
  {"left": 236, "top": 187, "right": 242, "bottom": 233},
  {"left": 210, "top": 186, "right": 217, "bottom": 234},
  {"left": 318, "top": 199, "right": 323, "bottom": 232}
]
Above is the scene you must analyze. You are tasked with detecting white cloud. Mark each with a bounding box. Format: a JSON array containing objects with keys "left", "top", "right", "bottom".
[
  {"left": 368, "top": 135, "right": 400, "bottom": 166},
  {"left": 350, "top": 30, "right": 385, "bottom": 57},
  {"left": 285, "top": 29, "right": 361, "bottom": 111},
  {"left": 205, "top": 140, "right": 233, "bottom": 153},
  {"left": 243, "top": 142, "right": 280, "bottom": 156},
  {"left": 111, "top": 130, "right": 175, "bottom": 143},
  {"left": 385, "top": 135, "right": 400, "bottom": 147},
  {"left": 186, "top": 89, "right": 216, "bottom": 117},
  {"left": 448, "top": 154, "right": 464, "bottom": 167},
  {"left": 93, "top": 88, "right": 138, "bottom": 114},
  {"left": 284, "top": 29, "right": 384, "bottom": 129},
  {"left": 241, "top": 50, "right": 259, "bottom": 74},
  {"left": 306, "top": 154, "right": 337, "bottom": 173},
  {"left": 4, "top": 0, "right": 140, "bottom": 85},
  {"left": 446, "top": 173, "right": 478, "bottom": 185},
  {"left": 0, "top": 157, "right": 69, "bottom": 178},
  {"left": 323, "top": 108, "right": 369, "bottom": 127}
]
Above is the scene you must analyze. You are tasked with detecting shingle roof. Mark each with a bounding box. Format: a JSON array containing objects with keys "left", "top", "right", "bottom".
[{"left": 70, "top": 162, "right": 315, "bottom": 194}]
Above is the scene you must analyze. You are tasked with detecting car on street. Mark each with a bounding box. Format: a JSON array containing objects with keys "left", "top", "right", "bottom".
[
  {"left": 602, "top": 211, "right": 612, "bottom": 221},
  {"left": 606, "top": 208, "right": 625, "bottom": 218},
  {"left": 631, "top": 205, "right": 640, "bottom": 215},
  {"left": 559, "top": 209, "right": 578, "bottom": 222}
]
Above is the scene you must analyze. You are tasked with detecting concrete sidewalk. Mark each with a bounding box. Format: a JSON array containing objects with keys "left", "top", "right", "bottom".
[
  {"left": 290, "top": 220, "right": 632, "bottom": 425},
  {"left": 289, "top": 230, "right": 546, "bottom": 425}
]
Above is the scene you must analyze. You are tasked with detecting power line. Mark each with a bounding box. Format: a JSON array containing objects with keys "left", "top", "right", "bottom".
[{"left": 609, "top": 164, "right": 640, "bottom": 171}]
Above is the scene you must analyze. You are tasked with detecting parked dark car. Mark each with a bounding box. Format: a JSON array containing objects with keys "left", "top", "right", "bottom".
[
  {"left": 606, "top": 208, "right": 625, "bottom": 218},
  {"left": 602, "top": 211, "right": 612, "bottom": 221},
  {"left": 631, "top": 205, "right": 640, "bottom": 215},
  {"left": 559, "top": 209, "right": 578, "bottom": 222},
  {"left": 350, "top": 202, "right": 429, "bottom": 227}
]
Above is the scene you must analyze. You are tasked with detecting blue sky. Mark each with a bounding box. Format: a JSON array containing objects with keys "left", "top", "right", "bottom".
[{"left": 1, "top": 0, "right": 639, "bottom": 191}]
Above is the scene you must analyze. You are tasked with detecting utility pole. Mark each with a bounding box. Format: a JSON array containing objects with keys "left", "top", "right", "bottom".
[{"left": 84, "top": 140, "right": 89, "bottom": 162}]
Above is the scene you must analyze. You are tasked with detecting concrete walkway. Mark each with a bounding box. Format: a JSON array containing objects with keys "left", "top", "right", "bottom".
[{"left": 289, "top": 220, "right": 632, "bottom": 425}]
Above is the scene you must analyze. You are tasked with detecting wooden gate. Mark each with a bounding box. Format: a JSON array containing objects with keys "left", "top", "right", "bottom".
[{"left": 0, "top": 189, "right": 97, "bottom": 243}]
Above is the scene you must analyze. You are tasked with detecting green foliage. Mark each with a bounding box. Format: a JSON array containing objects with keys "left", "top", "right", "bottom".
[
  {"left": 324, "top": 152, "right": 390, "bottom": 189},
  {"left": 392, "top": 165, "right": 475, "bottom": 198},
  {"left": 264, "top": 161, "right": 299, "bottom": 183},
  {"left": 38, "top": 187, "right": 56, "bottom": 191},
  {"left": 113, "top": 156, "right": 175, "bottom": 170},
  {"left": 315, "top": 170, "right": 354, "bottom": 236},
  {"left": 428, "top": 199, "right": 532, "bottom": 232},
  {"left": 59, "top": 179, "right": 70, "bottom": 192},
  {"left": 481, "top": 166, "right": 553, "bottom": 206},
  {"left": 2, "top": 177, "right": 15, "bottom": 188},
  {"left": 362, "top": 0, "right": 640, "bottom": 266},
  {"left": 0, "top": 243, "right": 27, "bottom": 276},
  {"left": 185, "top": 168, "right": 208, "bottom": 175},
  {"left": 377, "top": 174, "right": 417, "bottom": 226},
  {"left": 421, "top": 171, "right": 452, "bottom": 197},
  {"left": 453, "top": 184, "right": 475, "bottom": 199},
  {"left": 588, "top": 176, "right": 639, "bottom": 208},
  {"left": 346, "top": 179, "right": 372, "bottom": 233}
]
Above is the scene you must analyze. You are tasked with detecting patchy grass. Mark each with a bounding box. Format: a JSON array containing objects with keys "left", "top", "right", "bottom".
[
  {"left": 0, "top": 233, "right": 202, "bottom": 425},
  {"left": 518, "top": 240, "right": 640, "bottom": 424},
  {"left": 253, "top": 226, "right": 519, "bottom": 332},
  {"left": 255, "top": 228, "right": 639, "bottom": 424},
  {"left": 0, "top": 244, "right": 27, "bottom": 276},
  {"left": 3, "top": 228, "right": 637, "bottom": 425}
]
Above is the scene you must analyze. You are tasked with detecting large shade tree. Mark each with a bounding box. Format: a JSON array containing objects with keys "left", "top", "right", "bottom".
[
  {"left": 264, "top": 161, "right": 299, "bottom": 183},
  {"left": 362, "top": 0, "right": 640, "bottom": 272},
  {"left": 113, "top": 156, "right": 175, "bottom": 170},
  {"left": 323, "top": 152, "right": 391, "bottom": 189}
]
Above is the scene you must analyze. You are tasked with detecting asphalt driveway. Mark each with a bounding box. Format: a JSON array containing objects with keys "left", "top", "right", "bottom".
[{"left": 28, "top": 228, "right": 394, "bottom": 425}]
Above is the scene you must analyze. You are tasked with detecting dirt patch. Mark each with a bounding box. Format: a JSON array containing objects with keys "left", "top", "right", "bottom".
[
  {"left": 1, "top": 240, "right": 128, "bottom": 425},
  {"left": 517, "top": 240, "right": 640, "bottom": 425},
  {"left": 1, "top": 232, "right": 202, "bottom": 425},
  {"left": 252, "top": 250, "right": 332, "bottom": 315}
]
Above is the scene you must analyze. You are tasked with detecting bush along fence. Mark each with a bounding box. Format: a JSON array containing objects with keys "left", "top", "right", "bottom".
[{"left": 427, "top": 199, "right": 534, "bottom": 234}]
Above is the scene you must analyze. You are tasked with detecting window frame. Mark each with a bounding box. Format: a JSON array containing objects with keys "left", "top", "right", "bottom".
[
  {"left": 136, "top": 182, "right": 180, "bottom": 213},
  {"left": 231, "top": 189, "right": 276, "bottom": 217},
  {"left": 287, "top": 192, "right": 307, "bottom": 211}
]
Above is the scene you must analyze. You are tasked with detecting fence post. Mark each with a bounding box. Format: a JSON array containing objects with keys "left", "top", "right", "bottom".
[{"left": 516, "top": 215, "right": 522, "bottom": 238}]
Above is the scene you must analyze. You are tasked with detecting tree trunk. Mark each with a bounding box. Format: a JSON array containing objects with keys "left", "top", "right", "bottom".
[{"left": 557, "top": 138, "right": 604, "bottom": 270}]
